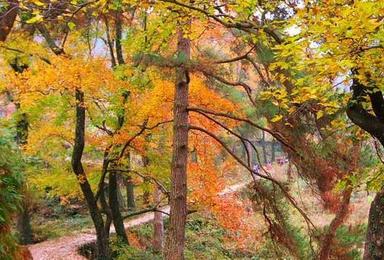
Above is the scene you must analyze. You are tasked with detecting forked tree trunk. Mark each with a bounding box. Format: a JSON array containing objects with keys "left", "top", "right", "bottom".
[
  {"left": 153, "top": 185, "right": 164, "bottom": 253},
  {"left": 364, "top": 188, "right": 384, "bottom": 260},
  {"left": 164, "top": 27, "right": 190, "bottom": 260},
  {"left": 72, "top": 89, "right": 110, "bottom": 259}
]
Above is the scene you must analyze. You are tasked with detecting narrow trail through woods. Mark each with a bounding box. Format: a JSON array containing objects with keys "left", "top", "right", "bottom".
[{"left": 28, "top": 177, "right": 252, "bottom": 259}]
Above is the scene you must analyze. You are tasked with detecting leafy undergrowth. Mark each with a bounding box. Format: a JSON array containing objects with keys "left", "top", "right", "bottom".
[{"left": 32, "top": 214, "right": 93, "bottom": 241}]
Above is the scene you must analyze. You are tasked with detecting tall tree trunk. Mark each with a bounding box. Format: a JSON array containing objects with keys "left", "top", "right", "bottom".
[
  {"left": 72, "top": 89, "right": 110, "bottom": 259},
  {"left": 108, "top": 171, "right": 129, "bottom": 244},
  {"left": 364, "top": 188, "right": 384, "bottom": 260},
  {"left": 164, "top": 27, "right": 190, "bottom": 260},
  {"left": 153, "top": 185, "right": 164, "bottom": 253}
]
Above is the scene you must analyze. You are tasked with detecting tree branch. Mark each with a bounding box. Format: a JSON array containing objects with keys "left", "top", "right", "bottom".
[{"left": 188, "top": 106, "right": 296, "bottom": 153}]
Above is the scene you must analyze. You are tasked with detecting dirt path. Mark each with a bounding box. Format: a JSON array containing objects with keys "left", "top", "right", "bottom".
[{"left": 29, "top": 206, "right": 171, "bottom": 260}]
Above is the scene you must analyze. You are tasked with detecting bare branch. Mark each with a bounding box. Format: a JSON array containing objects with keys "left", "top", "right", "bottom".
[
  {"left": 214, "top": 46, "right": 255, "bottom": 64},
  {"left": 188, "top": 106, "right": 297, "bottom": 153}
]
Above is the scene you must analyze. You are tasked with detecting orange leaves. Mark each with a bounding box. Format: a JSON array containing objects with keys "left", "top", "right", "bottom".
[
  {"left": 25, "top": 123, "right": 73, "bottom": 155},
  {"left": 8, "top": 56, "right": 126, "bottom": 104},
  {"left": 187, "top": 139, "right": 258, "bottom": 249}
]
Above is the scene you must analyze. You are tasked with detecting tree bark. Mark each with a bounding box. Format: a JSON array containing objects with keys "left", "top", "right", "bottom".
[
  {"left": 153, "top": 185, "right": 164, "bottom": 253},
  {"left": 104, "top": 16, "right": 117, "bottom": 68},
  {"left": 72, "top": 89, "right": 110, "bottom": 259},
  {"left": 164, "top": 27, "right": 190, "bottom": 260},
  {"left": 126, "top": 175, "right": 136, "bottom": 211},
  {"left": 364, "top": 188, "right": 384, "bottom": 260},
  {"left": 115, "top": 12, "right": 124, "bottom": 65},
  {"left": 108, "top": 171, "right": 129, "bottom": 244}
]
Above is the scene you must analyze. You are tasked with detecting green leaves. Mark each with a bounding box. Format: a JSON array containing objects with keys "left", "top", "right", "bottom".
[
  {"left": 26, "top": 14, "right": 43, "bottom": 24},
  {"left": 67, "top": 21, "right": 76, "bottom": 31}
]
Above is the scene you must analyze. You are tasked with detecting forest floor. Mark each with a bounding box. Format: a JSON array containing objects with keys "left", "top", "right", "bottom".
[
  {"left": 28, "top": 164, "right": 372, "bottom": 259},
  {"left": 28, "top": 174, "right": 253, "bottom": 259},
  {"left": 29, "top": 206, "right": 171, "bottom": 260}
]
